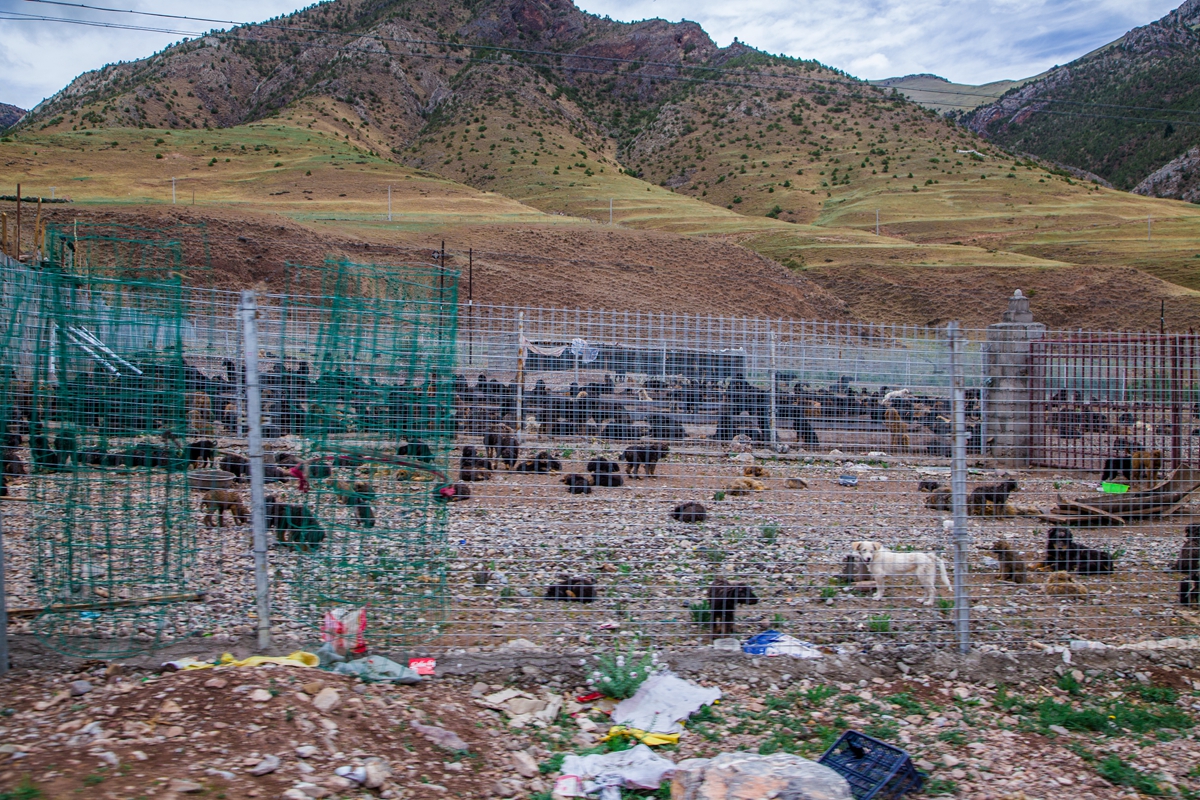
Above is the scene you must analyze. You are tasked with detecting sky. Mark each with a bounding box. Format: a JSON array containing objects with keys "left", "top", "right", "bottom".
[{"left": 0, "top": 0, "right": 1185, "bottom": 110}]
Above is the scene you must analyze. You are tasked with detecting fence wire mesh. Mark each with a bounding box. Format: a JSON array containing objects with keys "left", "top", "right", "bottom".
[{"left": 2, "top": 245, "right": 1198, "bottom": 659}]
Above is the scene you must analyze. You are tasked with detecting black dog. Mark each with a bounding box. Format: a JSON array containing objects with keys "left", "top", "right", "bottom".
[
  {"left": 671, "top": 501, "right": 707, "bottom": 523},
  {"left": 918, "top": 479, "right": 941, "bottom": 493},
  {"left": 1101, "top": 452, "right": 1133, "bottom": 483},
  {"left": 544, "top": 575, "right": 596, "bottom": 603},
  {"left": 516, "top": 451, "right": 562, "bottom": 473},
  {"left": 1182, "top": 572, "right": 1199, "bottom": 606},
  {"left": 562, "top": 474, "right": 592, "bottom": 494},
  {"left": 967, "top": 479, "right": 1019, "bottom": 515},
  {"left": 623, "top": 443, "right": 669, "bottom": 478},
  {"left": 587, "top": 457, "right": 623, "bottom": 487},
  {"left": 264, "top": 495, "right": 325, "bottom": 551},
  {"left": 707, "top": 577, "right": 759, "bottom": 637},
  {"left": 337, "top": 481, "right": 376, "bottom": 528},
  {"left": 1045, "top": 527, "right": 1114, "bottom": 574},
  {"left": 188, "top": 439, "right": 217, "bottom": 468},
  {"left": 220, "top": 453, "right": 250, "bottom": 479},
  {"left": 398, "top": 440, "right": 434, "bottom": 464},
  {"left": 1174, "top": 524, "right": 1200, "bottom": 573},
  {"left": 459, "top": 445, "right": 493, "bottom": 482}
]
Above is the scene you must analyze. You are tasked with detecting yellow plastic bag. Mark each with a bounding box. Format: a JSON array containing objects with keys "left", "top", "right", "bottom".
[
  {"left": 168, "top": 651, "right": 319, "bottom": 671},
  {"left": 600, "top": 725, "right": 681, "bottom": 747}
]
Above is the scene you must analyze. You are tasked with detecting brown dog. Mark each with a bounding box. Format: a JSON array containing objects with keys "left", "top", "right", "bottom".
[
  {"left": 1045, "top": 570, "right": 1087, "bottom": 597},
  {"left": 743, "top": 465, "right": 770, "bottom": 478},
  {"left": 200, "top": 489, "right": 248, "bottom": 528},
  {"left": 1132, "top": 450, "right": 1163, "bottom": 485},
  {"left": 990, "top": 540, "right": 1028, "bottom": 584}
]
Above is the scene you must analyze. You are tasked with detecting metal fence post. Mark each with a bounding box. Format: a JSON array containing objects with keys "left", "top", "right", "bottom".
[
  {"left": 948, "top": 321, "right": 971, "bottom": 654},
  {"left": 769, "top": 329, "right": 778, "bottom": 445},
  {"left": 515, "top": 311, "right": 525, "bottom": 441},
  {"left": 239, "top": 291, "right": 272, "bottom": 652},
  {"left": 0, "top": 506, "right": 8, "bottom": 676}
]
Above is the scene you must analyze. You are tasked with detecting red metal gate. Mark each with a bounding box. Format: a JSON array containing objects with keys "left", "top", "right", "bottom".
[{"left": 1029, "top": 334, "right": 1199, "bottom": 473}]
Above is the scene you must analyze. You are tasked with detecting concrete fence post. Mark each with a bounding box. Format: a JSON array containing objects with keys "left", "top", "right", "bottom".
[{"left": 985, "top": 290, "right": 1046, "bottom": 468}]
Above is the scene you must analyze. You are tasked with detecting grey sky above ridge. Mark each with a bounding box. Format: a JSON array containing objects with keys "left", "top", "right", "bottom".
[{"left": 0, "top": 0, "right": 1185, "bottom": 110}]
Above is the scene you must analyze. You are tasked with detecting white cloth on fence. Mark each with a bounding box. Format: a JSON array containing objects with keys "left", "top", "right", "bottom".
[{"left": 518, "top": 335, "right": 600, "bottom": 363}]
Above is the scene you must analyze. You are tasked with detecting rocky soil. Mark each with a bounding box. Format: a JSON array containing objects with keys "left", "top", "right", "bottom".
[{"left": 0, "top": 640, "right": 1197, "bottom": 798}]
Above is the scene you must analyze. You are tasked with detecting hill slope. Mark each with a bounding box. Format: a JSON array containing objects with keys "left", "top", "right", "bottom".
[
  {"left": 873, "top": 74, "right": 1033, "bottom": 115},
  {"left": 963, "top": 0, "right": 1200, "bottom": 195},
  {"left": 0, "top": 103, "right": 24, "bottom": 130}
]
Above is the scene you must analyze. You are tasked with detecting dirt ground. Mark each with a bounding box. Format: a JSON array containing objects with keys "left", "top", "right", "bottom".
[{"left": 0, "top": 635, "right": 1197, "bottom": 799}]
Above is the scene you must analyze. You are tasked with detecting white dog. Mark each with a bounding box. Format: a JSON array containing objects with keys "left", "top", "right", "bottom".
[{"left": 851, "top": 541, "right": 951, "bottom": 605}]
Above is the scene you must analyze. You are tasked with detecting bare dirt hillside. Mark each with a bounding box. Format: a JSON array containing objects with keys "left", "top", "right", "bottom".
[{"left": 18, "top": 204, "right": 850, "bottom": 319}]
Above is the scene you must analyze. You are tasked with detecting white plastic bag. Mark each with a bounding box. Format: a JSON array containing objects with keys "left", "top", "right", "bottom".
[
  {"left": 611, "top": 674, "right": 722, "bottom": 735},
  {"left": 559, "top": 744, "right": 675, "bottom": 791}
]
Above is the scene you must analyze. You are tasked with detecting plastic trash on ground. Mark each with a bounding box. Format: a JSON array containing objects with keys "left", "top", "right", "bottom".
[
  {"left": 557, "top": 744, "right": 676, "bottom": 795},
  {"left": 742, "top": 630, "right": 825, "bottom": 659},
  {"left": 322, "top": 607, "right": 368, "bottom": 657},
  {"left": 161, "top": 651, "right": 319, "bottom": 671},
  {"left": 332, "top": 655, "right": 422, "bottom": 684},
  {"left": 315, "top": 641, "right": 347, "bottom": 668},
  {"left": 611, "top": 674, "right": 722, "bottom": 735}
]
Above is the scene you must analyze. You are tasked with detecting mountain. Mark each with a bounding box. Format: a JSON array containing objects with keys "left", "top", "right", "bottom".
[
  {"left": 962, "top": 0, "right": 1200, "bottom": 196},
  {"left": 14, "top": 0, "right": 955, "bottom": 221},
  {"left": 0, "top": 103, "right": 25, "bottom": 131},
  {"left": 872, "top": 74, "right": 1034, "bottom": 115}
]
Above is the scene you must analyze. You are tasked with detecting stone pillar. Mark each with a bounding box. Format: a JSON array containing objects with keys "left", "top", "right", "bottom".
[{"left": 985, "top": 290, "right": 1045, "bottom": 468}]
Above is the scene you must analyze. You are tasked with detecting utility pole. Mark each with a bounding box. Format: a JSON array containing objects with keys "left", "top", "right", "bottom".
[
  {"left": 239, "top": 292, "right": 272, "bottom": 652},
  {"left": 875, "top": 209, "right": 880, "bottom": 236},
  {"left": 388, "top": 185, "right": 392, "bottom": 222},
  {"left": 171, "top": 177, "right": 176, "bottom": 205},
  {"left": 609, "top": 198, "right": 613, "bottom": 225},
  {"left": 49, "top": 187, "right": 56, "bottom": 200},
  {"left": 1148, "top": 215, "right": 1152, "bottom": 241},
  {"left": 948, "top": 321, "right": 971, "bottom": 654}
]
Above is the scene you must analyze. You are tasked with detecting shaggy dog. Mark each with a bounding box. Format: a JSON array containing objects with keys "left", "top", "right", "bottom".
[
  {"left": 707, "top": 577, "right": 759, "bottom": 636},
  {"left": 743, "top": 465, "right": 770, "bottom": 478},
  {"left": 918, "top": 479, "right": 941, "bottom": 493},
  {"left": 1174, "top": 524, "right": 1200, "bottom": 573},
  {"left": 725, "top": 477, "right": 766, "bottom": 497},
  {"left": 1182, "top": 572, "right": 1199, "bottom": 606},
  {"left": 1045, "top": 570, "right": 1088, "bottom": 598},
  {"left": 1044, "top": 527, "right": 1114, "bottom": 574},
  {"left": 851, "top": 541, "right": 951, "bottom": 605},
  {"left": 200, "top": 489, "right": 248, "bottom": 528},
  {"left": 924, "top": 489, "right": 952, "bottom": 511},
  {"left": 622, "top": 443, "right": 669, "bottom": 478},
  {"left": 671, "top": 501, "right": 707, "bottom": 523},
  {"left": 562, "top": 474, "right": 592, "bottom": 494},
  {"left": 587, "top": 457, "right": 624, "bottom": 487},
  {"left": 544, "top": 575, "right": 596, "bottom": 603},
  {"left": 264, "top": 495, "right": 325, "bottom": 551},
  {"left": 990, "top": 540, "right": 1029, "bottom": 584},
  {"left": 968, "top": 479, "right": 1019, "bottom": 516}
]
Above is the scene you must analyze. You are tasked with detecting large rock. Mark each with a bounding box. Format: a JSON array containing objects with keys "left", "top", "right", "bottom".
[{"left": 670, "top": 752, "right": 852, "bottom": 800}]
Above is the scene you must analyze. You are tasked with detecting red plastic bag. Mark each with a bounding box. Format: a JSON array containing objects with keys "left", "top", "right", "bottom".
[{"left": 322, "top": 607, "right": 368, "bottom": 656}]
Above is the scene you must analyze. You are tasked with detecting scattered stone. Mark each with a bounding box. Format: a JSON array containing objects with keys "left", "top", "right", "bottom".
[
  {"left": 69, "top": 680, "right": 93, "bottom": 696},
  {"left": 249, "top": 754, "right": 281, "bottom": 776},
  {"left": 131, "top": 751, "right": 148, "bottom": 762},
  {"left": 311, "top": 688, "right": 341, "bottom": 713},
  {"left": 1049, "top": 725, "right": 1071, "bottom": 736},
  {"left": 249, "top": 689, "right": 273, "bottom": 703},
  {"left": 160, "top": 699, "right": 183, "bottom": 715},
  {"left": 295, "top": 745, "right": 319, "bottom": 759},
  {"left": 511, "top": 750, "right": 538, "bottom": 778},
  {"left": 412, "top": 721, "right": 470, "bottom": 752},
  {"left": 163, "top": 725, "right": 185, "bottom": 738},
  {"left": 671, "top": 752, "right": 852, "bottom": 800},
  {"left": 204, "top": 677, "right": 228, "bottom": 689},
  {"left": 291, "top": 782, "right": 331, "bottom": 799},
  {"left": 942, "top": 754, "right": 961, "bottom": 768},
  {"left": 301, "top": 681, "right": 326, "bottom": 695},
  {"left": 167, "top": 779, "right": 204, "bottom": 793},
  {"left": 363, "top": 758, "right": 392, "bottom": 789}
]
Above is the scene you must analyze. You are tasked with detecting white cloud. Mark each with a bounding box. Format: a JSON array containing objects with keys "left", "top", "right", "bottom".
[{"left": 0, "top": 0, "right": 1186, "bottom": 109}]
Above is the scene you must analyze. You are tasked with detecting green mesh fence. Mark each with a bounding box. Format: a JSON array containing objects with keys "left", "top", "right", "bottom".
[
  {"left": 263, "top": 260, "right": 459, "bottom": 647},
  {"left": 2, "top": 251, "right": 199, "bottom": 658}
]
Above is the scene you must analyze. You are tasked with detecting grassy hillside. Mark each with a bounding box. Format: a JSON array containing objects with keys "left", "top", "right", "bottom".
[{"left": 872, "top": 74, "right": 1034, "bottom": 115}]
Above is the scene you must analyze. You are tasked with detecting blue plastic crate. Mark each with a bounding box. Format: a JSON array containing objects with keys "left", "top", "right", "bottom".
[{"left": 818, "top": 730, "right": 924, "bottom": 800}]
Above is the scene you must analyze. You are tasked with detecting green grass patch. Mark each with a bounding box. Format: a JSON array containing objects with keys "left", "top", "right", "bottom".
[
  {"left": 1097, "top": 756, "right": 1167, "bottom": 795},
  {"left": 0, "top": 777, "right": 42, "bottom": 800}
]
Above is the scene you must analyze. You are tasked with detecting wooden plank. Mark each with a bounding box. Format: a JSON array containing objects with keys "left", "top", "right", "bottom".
[
  {"left": 5, "top": 592, "right": 206, "bottom": 619},
  {"left": 1057, "top": 501, "right": 1127, "bottom": 525}
]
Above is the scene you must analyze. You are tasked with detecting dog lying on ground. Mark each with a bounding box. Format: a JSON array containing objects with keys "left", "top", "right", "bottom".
[
  {"left": 851, "top": 541, "right": 951, "bottom": 605},
  {"left": 918, "top": 479, "right": 941, "bottom": 493},
  {"left": 459, "top": 445, "right": 493, "bottom": 482},
  {"left": 925, "top": 489, "right": 952, "bottom": 511},
  {"left": 725, "top": 477, "right": 766, "bottom": 497},
  {"left": 623, "top": 443, "right": 669, "bottom": 478},
  {"left": 200, "top": 489, "right": 248, "bottom": 528},
  {"left": 968, "top": 479, "right": 1019, "bottom": 516},
  {"left": 587, "top": 457, "right": 624, "bottom": 487},
  {"left": 671, "top": 501, "right": 707, "bottom": 523},
  {"left": 707, "top": 577, "right": 759, "bottom": 636},
  {"left": 990, "top": 540, "right": 1028, "bottom": 584},
  {"left": 839, "top": 555, "right": 873, "bottom": 591},
  {"left": 562, "top": 474, "right": 592, "bottom": 494},
  {"left": 515, "top": 451, "right": 563, "bottom": 473},
  {"left": 784, "top": 477, "right": 808, "bottom": 490},
  {"left": 1045, "top": 570, "right": 1088, "bottom": 597},
  {"left": 1044, "top": 527, "right": 1114, "bottom": 574},
  {"left": 743, "top": 465, "right": 770, "bottom": 479},
  {"left": 544, "top": 575, "right": 596, "bottom": 603}
]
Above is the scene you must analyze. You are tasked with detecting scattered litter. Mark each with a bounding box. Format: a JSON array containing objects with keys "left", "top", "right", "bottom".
[
  {"left": 610, "top": 674, "right": 721, "bottom": 736},
  {"left": 557, "top": 743, "right": 676, "bottom": 794},
  {"left": 322, "top": 606, "right": 368, "bottom": 657},
  {"left": 408, "top": 657, "right": 437, "bottom": 675},
  {"left": 161, "top": 651, "right": 318, "bottom": 672},
  {"left": 819, "top": 730, "right": 924, "bottom": 799},
  {"left": 838, "top": 474, "right": 859, "bottom": 487},
  {"left": 742, "top": 630, "right": 824, "bottom": 659},
  {"left": 332, "top": 655, "right": 421, "bottom": 684}
]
